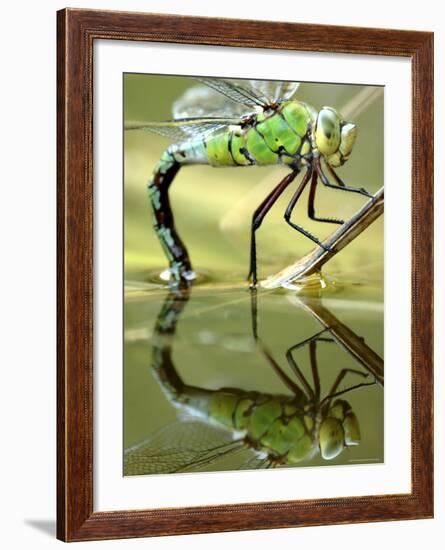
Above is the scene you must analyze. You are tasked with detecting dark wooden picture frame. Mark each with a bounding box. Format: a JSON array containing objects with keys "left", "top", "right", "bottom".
[{"left": 57, "top": 8, "right": 434, "bottom": 542}]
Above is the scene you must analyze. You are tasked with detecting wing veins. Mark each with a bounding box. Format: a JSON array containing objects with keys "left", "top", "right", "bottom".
[
  {"left": 196, "top": 77, "right": 267, "bottom": 109},
  {"left": 125, "top": 116, "right": 241, "bottom": 141}
]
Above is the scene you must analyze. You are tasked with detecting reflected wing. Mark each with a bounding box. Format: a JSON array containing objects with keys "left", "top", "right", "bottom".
[
  {"left": 125, "top": 117, "right": 241, "bottom": 141},
  {"left": 236, "top": 453, "right": 273, "bottom": 470},
  {"left": 124, "top": 419, "right": 248, "bottom": 475}
]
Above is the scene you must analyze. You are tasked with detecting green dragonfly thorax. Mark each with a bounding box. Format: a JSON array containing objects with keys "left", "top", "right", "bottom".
[{"left": 201, "top": 100, "right": 315, "bottom": 169}]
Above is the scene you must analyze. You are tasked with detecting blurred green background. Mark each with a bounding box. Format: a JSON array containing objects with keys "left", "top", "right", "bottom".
[{"left": 123, "top": 74, "right": 384, "bottom": 475}]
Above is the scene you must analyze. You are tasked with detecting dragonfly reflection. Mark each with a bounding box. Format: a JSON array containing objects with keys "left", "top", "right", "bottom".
[{"left": 124, "top": 289, "right": 382, "bottom": 475}]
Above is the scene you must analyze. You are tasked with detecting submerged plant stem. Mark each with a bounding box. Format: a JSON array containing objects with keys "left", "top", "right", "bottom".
[{"left": 262, "top": 187, "right": 384, "bottom": 289}]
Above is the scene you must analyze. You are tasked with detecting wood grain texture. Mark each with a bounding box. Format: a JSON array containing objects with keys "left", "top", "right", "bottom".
[{"left": 57, "top": 8, "right": 434, "bottom": 542}]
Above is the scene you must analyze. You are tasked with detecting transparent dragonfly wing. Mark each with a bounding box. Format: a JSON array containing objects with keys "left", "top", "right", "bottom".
[
  {"left": 196, "top": 77, "right": 301, "bottom": 108},
  {"left": 173, "top": 79, "right": 301, "bottom": 121},
  {"left": 124, "top": 419, "right": 249, "bottom": 475},
  {"left": 195, "top": 77, "right": 267, "bottom": 109},
  {"left": 236, "top": 453, "right": 273, "bottom": 470},
  {"left": 125, "top": 117, "right": 241, "bottom": 141},
  {"left": 242, "top": 80, "right": 300, "bottom": 103},
  {"left": 126, "top": 79, "right": 301, "bottom": 142},
  {"left": 172, "top": 84, "right": 251, "bottom": 119}
]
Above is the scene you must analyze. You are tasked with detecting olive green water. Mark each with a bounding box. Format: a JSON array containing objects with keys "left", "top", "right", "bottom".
[{"left": 123, "top": 75, "right": 384, "bottom": 475}]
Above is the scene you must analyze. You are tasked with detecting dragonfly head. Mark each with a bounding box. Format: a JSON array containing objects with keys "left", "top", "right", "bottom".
[
  {"left": 318, "top": 399, "right": 361, "bottom": 460},
  {"left": 315, "top": 107, "right": 357, "bottom": 167}
]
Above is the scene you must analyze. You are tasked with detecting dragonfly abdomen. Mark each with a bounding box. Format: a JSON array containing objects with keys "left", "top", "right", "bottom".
[{"left": 148, "top": 148, "right": 194, "bottom": 280}]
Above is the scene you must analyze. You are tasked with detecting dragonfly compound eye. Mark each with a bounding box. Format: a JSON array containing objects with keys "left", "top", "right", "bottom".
[
  {"left": 325, "top": 121, "right": 357, "bottom": 167},
  {"left": 319, "top": 417, "right": 345, "bottom": 460},
  {"left": 315, "top": 107, "right": 341, "bottom": 157},
  {"left": 339, "top": 122, "right": 357, "bottom": 159}
]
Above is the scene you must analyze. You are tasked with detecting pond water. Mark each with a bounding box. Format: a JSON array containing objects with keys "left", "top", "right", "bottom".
[
  {"left": 123, "top": 75, "right": 384, "bottom": 475},
  {"left": 124, "top": 281, "right": 383, "bottom": 474}
]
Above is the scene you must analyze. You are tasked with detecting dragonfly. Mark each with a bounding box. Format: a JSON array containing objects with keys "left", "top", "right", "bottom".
[
  {"left": 127, "top": 78, "right": 375, "bottom": 287},
  {"left": 124, "top": 289, "right": 378, "bottom": 475}
]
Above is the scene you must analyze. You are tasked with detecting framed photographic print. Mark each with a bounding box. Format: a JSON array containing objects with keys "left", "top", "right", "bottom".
[{"left": 57, "top": 8, "right": 434, "bottom": 542}]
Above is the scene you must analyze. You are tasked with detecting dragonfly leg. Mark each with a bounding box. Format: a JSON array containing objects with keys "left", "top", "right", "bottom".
[
  {"left": 259, "top": 342, "right": 305, "bottom": 396},
  {"left": 149, "top": 149, "right": 194, "bottom": 287},
  {"left": 251, "top": 290, "right": 309, "bottom": 398},
  {"left": 284, "top": 166, "right": 333, "bottom": 252},
  {"left": 286, "top": 329, "right": 337, "bottom": 402},
  {"left": 286, "top": 328, "right": 332, "bottom": 352},
  {"left": 317, "top": 160, "right": 374, "bottom": 200},
  {"left": 320, "top": 368, "right": 376, "bottom": 409},
  {"left": 248, "top": 170, "right": 299, "bottom": 286},
  {"left": 285, "top": 346, "right": 315, "bottom": 401},
  {"left": 308, "top": 170, "right": 345, "bottom": 225},
  {"left": 250, "top": 287, "right": 259, "bottom": 341},
  {"left": 309, "top": 340, "right": 321, "bottom": 402}
]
